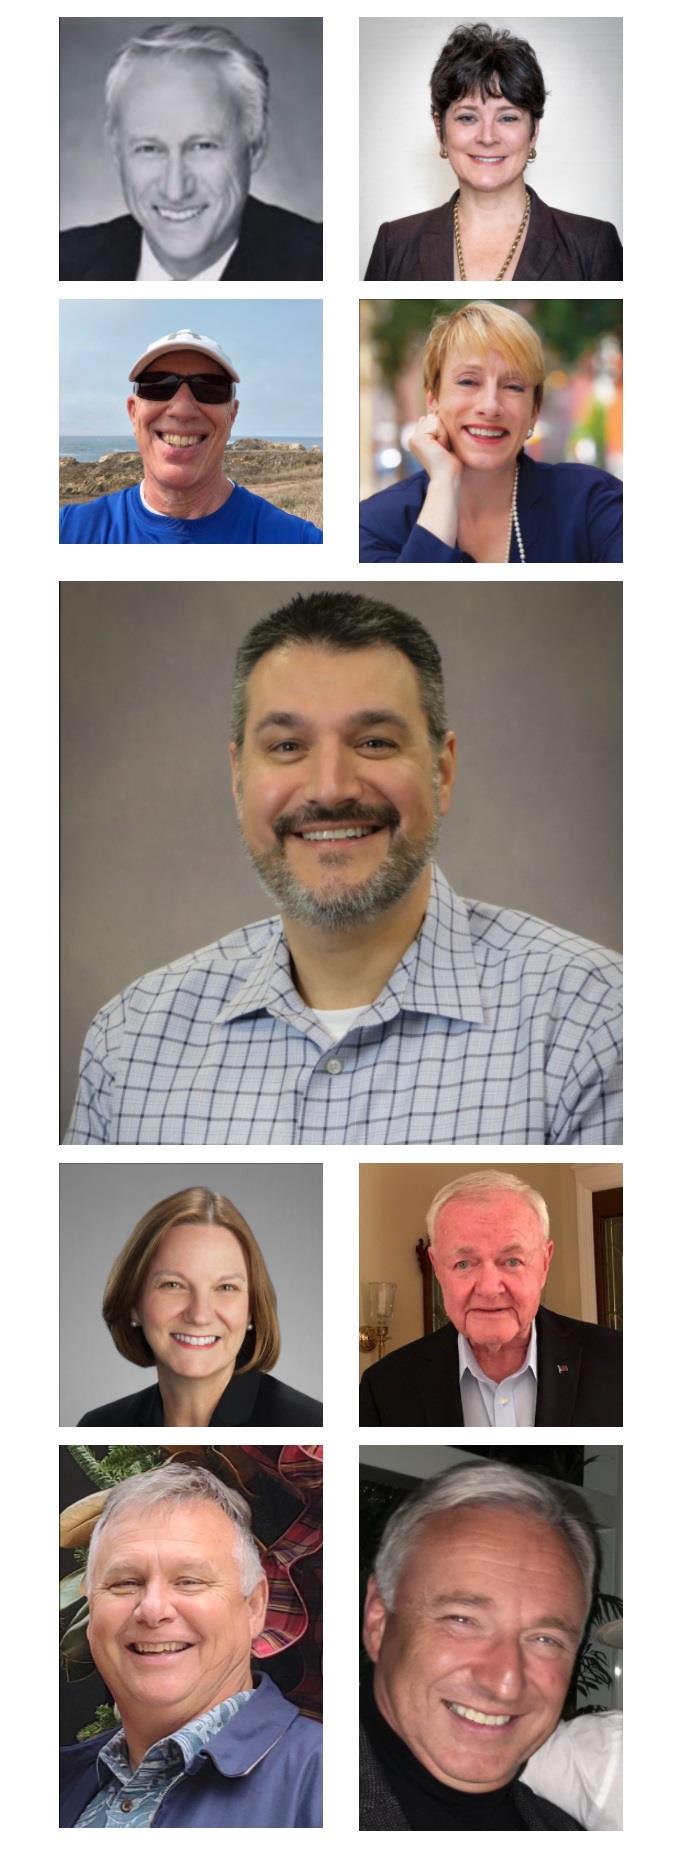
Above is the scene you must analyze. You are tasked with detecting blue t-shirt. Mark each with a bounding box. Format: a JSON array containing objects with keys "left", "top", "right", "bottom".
[{"left": 60, "top": 482, "right": 322, "bottom": 545}]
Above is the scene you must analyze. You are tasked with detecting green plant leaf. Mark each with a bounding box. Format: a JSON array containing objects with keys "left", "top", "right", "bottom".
[{"left": 60, "top": 1568, "right": 85, "bottom": 1613}]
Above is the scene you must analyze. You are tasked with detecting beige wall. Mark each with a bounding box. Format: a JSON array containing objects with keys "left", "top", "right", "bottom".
[{"left": 359, "top": 1162, "right": 622, "bottom": 1376}]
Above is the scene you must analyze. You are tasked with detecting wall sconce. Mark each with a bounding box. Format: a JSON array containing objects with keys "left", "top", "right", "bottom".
[{"left": 359, "top": 1281, "right": 397, "bottom": 1361}]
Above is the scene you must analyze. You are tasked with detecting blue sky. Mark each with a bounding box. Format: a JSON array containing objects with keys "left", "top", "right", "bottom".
[{"left": 60, "top": 299, "right": 322, "bottom": 434}]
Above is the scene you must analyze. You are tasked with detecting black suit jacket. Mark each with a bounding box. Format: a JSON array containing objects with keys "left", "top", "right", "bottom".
[
  {"left": 359, "top": 1305, "right": 622, "bottom": 1427},
  {"left": 60, "top": 195, "right": 323, "bottom": 281},
  {"left": 365, "top": 184, "right": 622, "bottom": 281},
  {"left": 79, "top": 1370, "right": 322, "bottom": 1427}
]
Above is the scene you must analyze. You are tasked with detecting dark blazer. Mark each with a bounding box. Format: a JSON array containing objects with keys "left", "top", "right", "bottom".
[
  {"left": 365, "top": 185, "right": 622, "bottom": 281},
  {"left": 79, "top": 1370, "right": 322, "bottom": 1428},
  {"left": 360, "top": 450, "right": 623, "bottom": 564},
  {"left": 359, "top": 1305, "right": 622, "bottom": 1428},
  {"left": 359, "top": 1723, "right": 583, "bottom": 1830},
  {"left": 60, "top": 195, "right": 323, "bottom": 281}
]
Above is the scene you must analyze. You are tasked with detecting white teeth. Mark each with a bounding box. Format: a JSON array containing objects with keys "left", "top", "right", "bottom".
[
  {"left": 299, "top": 827, "right": 375, "bottom": 841},
  {"left": 159, "top": 433, "right": 205, "bottom": 447},
  {"left": 466, "top": 427, "right": 505, "bottom": 438},
  {"left": 172, "top": 1333, "right": 219, "bottom": 1346},
  {"left": 156, "top": 207, "right": 205, "bottom": 220},
  {"left": 448, "top": 1702, "right": 512, "bottom": 1727}
]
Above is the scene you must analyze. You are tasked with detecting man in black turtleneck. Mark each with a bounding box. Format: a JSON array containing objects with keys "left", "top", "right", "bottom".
[{"left": 360, "top": 1461, "right": 594, "bottom": 1830}]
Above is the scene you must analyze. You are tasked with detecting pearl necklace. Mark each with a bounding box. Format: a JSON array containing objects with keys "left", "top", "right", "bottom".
[
  {"left": 505, "top": 462, "right": 525, "bottom": 562},
  {"left": 453, "top": 188, "right": 531, "bottom": 281}
]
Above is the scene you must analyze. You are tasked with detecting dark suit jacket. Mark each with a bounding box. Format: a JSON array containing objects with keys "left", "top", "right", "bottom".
[
  {"left": 79, "top": 1370, "right": 322, "bottom": 1427},
  {"left": 359, "top": 1305, "right": 622, "bottom": 1427},
  {"left": 360, "top": 450, "right": 623, "bottom": 565},
  {"left": 365, "top": 184, "right": 622, "bottom": 281},
  {"left": 60, "top": 194, "right": 322, "bottom": 281},
  {"left": 359, "top": 1723, "right": 583, "bottom": 1830}
]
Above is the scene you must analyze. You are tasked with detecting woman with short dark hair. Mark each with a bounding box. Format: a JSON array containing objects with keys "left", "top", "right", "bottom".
[{"left": 365, "top": 24, "right": 622, "bottom": 281}]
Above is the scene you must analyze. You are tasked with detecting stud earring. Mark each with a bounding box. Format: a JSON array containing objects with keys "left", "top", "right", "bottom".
[
  {"left": 131, "top": 1316, "right": 140, "bottom": 1327},
  {"left": 247, "top": 1321, "right": 254, "bottom": 1330},
  {"left": 439, "top": 144, "right": 448, "bottom": 159},
  {"left": 526, "top": 427, "right": 534, "bottom": 439},
  {"left": 527, "top": 147, "right": 537, "bottom": 162}
]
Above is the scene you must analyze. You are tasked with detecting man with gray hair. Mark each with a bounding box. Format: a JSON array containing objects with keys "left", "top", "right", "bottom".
[
  {"left": 360, "top": 1169, "right": 622, "bottom": 1425},
  {"left": 60, "top": 21, "right": 322, "bottom": 281},
  {"left": 60, "top": 1464, "right": 322, "bottom": 1827},
  {"left": 361, "top": 1460, "right": 598, "bottom": 1829}
]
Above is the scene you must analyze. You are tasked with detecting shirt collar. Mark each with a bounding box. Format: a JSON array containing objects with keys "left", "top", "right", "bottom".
[
  {"left": 213, "top": 866, "right": 485, "bottom": 1033},
  {"left": 136, "top": 234, "right": 239, "bottom": 282},
  {"left": 458, "top": 1320, "right": 538, "bottom": 1387},
  {"left": 96, "top": 1689, "right": 254, "bottom": 1788}
]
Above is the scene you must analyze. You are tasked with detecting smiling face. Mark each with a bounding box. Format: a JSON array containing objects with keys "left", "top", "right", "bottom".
[
  {"left": 364, "top": 1505, "right": 586, "bottom": 1791},
  {"left": 134, "top": 1221, "right": 250, "bottom": 1390},
  {"left": 429, "top": 1192, "right": 553, "bottom": 1358},
  {"left": 439, "top": 88, "right": 537, "bottom": 193},
  {"left": 114, "top": 56, "right": 255, "bottom": 276},
  {"left": 87, "top": 1500, "right": 267, "bottom": 1749},
  {"left": 127, "top": 349, "right": 238, "bottom": 504},
  {"left": 230, "top": 642, "right": 456, "bottom": 930},
  {"left": 427, "top": 347, "right": 536, "bottom": 473}
]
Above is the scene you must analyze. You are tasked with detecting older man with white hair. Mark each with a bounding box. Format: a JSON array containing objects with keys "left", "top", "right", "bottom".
[
  {"left": 60, "top": 1464, "right": 322, "bottom": 1827},
  {"left": 361, "top": 1460, "right": 609, "bottom": 1829},
  {"left": 360, "top": 1170, "right": 622, "bottom": 1426},
  {"left": 60, "top": 21, "right": 322, "bottom": 281}
]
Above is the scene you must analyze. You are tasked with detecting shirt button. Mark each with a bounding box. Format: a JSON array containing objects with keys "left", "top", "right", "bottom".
[
  {"left": 500, "top": 1397, "right": 509, "bottom": 1406},
  {"left": 120, "top": 1800, "right": 134, "bottom": 1812},
  {"left": 325, "top": 1057, "right": 343, "bottom": 1075}
]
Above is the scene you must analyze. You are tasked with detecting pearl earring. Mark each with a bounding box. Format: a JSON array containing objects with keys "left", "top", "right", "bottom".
[
  {"left": 131, "top": 1316, "right": 140, "bottom": 1327},
  {"left": 439, "top": 145, "right": 448, "bottom": 159},
  {"left": 528, "top": 147, "right": 537, "bottom": 162}
]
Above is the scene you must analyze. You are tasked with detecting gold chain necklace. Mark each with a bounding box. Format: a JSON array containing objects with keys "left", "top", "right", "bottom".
[{"left": 453, "top": 189, "right": 531, "bottom": 282}]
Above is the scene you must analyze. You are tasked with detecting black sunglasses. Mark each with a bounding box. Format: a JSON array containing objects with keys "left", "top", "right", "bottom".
[{"left": 134, "top": 369, "right": 235, "bottom": 404}]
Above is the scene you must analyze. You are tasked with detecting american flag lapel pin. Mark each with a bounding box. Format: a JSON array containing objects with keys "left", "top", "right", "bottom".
[{"left": 557, "top": 1363, "right": 569, "bottom": 1374}]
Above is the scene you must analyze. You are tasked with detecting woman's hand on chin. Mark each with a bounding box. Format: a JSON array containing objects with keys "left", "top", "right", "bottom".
[
  {"left": 410, "top": 413, "right": 462, "bottom": 549},
  {"left": 409, "top": 412, "right": 463, "bottom": 485}
]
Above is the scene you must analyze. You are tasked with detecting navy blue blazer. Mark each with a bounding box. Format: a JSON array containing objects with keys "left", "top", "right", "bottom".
[
  {"left": 359, "top": 1304, "right": 623, "bottom": 1428},
  {"left": 360, "top": 450, "right": 622, "bottom": 564}
]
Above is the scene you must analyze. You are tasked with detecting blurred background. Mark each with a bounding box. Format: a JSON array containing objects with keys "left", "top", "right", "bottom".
[{"left": 360, "top": 298, "right": 623, "bottom": 499}]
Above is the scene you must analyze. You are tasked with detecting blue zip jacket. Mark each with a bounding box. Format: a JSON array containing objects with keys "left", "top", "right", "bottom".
[
  {"left": 60, "top": 482, "right": 322, "bottom": 545},
  {"left": 360, "top": 450, "right": 622, "bottom": 563},
  {"left": 60, "top": 1674, "right": 322, "bottom": 1827}
]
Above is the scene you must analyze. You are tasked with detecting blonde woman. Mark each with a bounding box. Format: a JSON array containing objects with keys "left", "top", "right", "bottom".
[{"left": 360, "top": 302, "right": 622, "bottom": 564}]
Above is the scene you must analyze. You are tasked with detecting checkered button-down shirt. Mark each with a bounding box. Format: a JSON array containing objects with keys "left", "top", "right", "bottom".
[{"left": 65, "top": 866, "right": 622, "bottom": 1146}]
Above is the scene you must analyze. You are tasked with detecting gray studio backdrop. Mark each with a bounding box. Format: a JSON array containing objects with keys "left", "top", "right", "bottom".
[
  {"left": 60, "top": 16, "right": 323, "bottom": 229},
  {"left": 60, "top": 1162, "right": 322, "bottom": 1422},
  {"left": 60, "top": 581, "right": 621, "bottom": 1131},
  {"left": 360, "top": 16, "right": 622, "bottom": 273}
]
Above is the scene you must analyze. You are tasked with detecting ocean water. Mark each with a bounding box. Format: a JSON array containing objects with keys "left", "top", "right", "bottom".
[{"left": 60, "top": 432, "right": 322, "bottom": 462}]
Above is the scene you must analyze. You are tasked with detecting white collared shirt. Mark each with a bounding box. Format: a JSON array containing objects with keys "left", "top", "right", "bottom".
[
  {"left": 136, "top": 236, "right": 239, "bottom": 282},
  {"left": 458, "top": 1321, "right": 538, "bottom": 1427}
]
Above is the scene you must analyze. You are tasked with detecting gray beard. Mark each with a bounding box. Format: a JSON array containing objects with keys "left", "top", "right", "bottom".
[{"left": 242, "top": 822, "right": 440, "bottom": 930}]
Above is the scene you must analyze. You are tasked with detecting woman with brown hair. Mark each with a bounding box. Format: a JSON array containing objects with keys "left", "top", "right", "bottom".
[{"left": 78, "top": 1186, "right": 322, "bottom": 1426}]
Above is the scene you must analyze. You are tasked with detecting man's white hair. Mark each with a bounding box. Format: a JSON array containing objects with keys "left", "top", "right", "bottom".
[
  {"left": 373, "top": 1462, "right": 597, "bottom": 1614},
  {"left": 426, "top": 1168, "right": 550, "bottom": 1245},
  {"left": 84, "top": 1463, "right": 265, "bottom": 1597},
  {"left": 104, "top": 21, "right": 270, "bottom": 160}
]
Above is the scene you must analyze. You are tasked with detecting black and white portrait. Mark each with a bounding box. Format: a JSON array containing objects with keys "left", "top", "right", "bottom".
[{"left": 60, "top": 17, "right": 323, "bottom": 282}]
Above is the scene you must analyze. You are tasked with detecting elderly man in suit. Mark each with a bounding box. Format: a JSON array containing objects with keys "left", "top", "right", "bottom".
[
  {"left": 359, "top": 1170, "right": 622, "bottom": 1426},
  {"left": 60, "top": 21, "right": 322, "bottom": 282}
]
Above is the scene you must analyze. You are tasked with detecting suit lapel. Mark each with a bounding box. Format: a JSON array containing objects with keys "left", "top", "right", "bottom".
[
  {"left": 514, "top": 188, "right": 561, "bottom": 281},
  {"left": 417, "top": 1326, "right": 464, "bottom": 1424},
  {"left": 535, "top": 1307, "right": 582, "bottom": 1424},
  {"left": 417, "top": 198, "right": 455, "bottom": 280}
]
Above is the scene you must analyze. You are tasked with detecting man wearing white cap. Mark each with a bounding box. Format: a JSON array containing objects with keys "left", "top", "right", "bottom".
[{"left": 59, "top": 330, "right": 322, "bottom": 544}]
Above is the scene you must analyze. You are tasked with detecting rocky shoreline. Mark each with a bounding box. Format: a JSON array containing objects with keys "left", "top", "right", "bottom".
[{"left": 59, "top": 437, "right": 323, "bottom": 526}]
